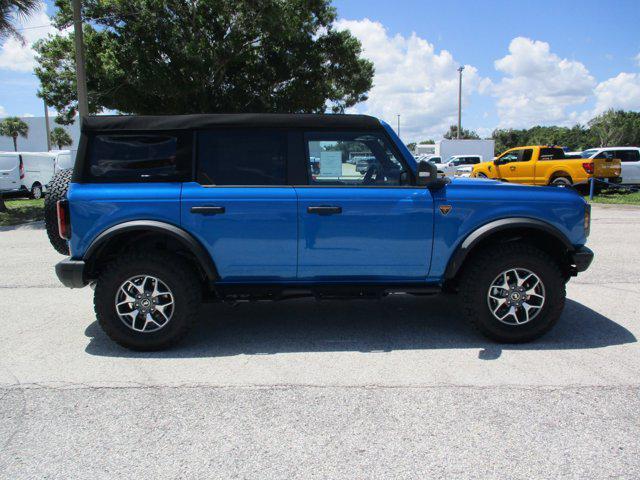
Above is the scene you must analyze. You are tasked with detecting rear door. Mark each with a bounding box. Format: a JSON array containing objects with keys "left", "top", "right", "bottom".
[
  {"left": 614, "top": 149, "right": 640, "bottom": 184},
  {"left": 295, "top": 131, "right": 434, "bottom": 282},
  {"left": 181, "top": 129, "right": 298, "bottom": 282},
  {"left": 0, "top": 153, "right": 21, "bottom": 192}
]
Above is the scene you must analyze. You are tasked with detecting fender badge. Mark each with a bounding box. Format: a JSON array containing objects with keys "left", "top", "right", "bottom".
[{"left": 439, "top": 205, "right": 452, "bottom": 215}]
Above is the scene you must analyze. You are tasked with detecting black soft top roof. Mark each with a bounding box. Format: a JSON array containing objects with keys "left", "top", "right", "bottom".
[{"left": 81, "top": 113, "right": 381, "bottom": 133}]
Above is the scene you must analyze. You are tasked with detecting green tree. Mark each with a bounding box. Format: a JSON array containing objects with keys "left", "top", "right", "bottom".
[
  {"left": 50, "top": 126, "right": 72, "bottom": 149},
  {"left": 0, "top": 0, "right": 39, "bottom": 43},
  {"left": 35, "top": 0, "right": 374, "bottom": 124},
  {"left": 443, "top": 125, "right": 479, "bottom": 140},
  {"left": 588, "top": 109, "right": 640, "bottom": 147},
  {"left": 406, "top": 142, "right": 416, "bottom": 151},
  {"left": 0, "top": 116, "right": 28, "bottom": 151},
  {"left": 419, "top": 139, "right": 435, "bottom": 144}
]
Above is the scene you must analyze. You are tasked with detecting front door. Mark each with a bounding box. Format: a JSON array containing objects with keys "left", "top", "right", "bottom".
[
  {"left": 497, "top": 148, "right": 535, "bottom": 184},
  {"left": 296, "top": 131, "right": 434, "bottom": 282},
  {"left": 181, "top": 129, "right": 297, "bottom": 282}
]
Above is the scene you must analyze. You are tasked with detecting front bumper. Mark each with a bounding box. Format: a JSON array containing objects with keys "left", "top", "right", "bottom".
[
  {"left": 55, "top": 258, "right": 88, "bottom": 288},
  {"left": 570, "top": 246, "right": 594, "bottom": 274}
]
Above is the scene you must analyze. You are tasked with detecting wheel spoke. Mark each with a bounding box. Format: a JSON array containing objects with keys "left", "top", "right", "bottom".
[
  {"left": 115, "top": 275, "right": 175, "bottom": 333},
  {"left": 488, "top": 268, "right": 545, "bottom": 326}
]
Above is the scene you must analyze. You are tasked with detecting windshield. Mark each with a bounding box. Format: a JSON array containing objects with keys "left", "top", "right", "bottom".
[
  {"left": 444, "top": 156, "right": 456, "bottom": 164},
  {"left": 580, "top": 149, "right": 598, "bottom": 158}
]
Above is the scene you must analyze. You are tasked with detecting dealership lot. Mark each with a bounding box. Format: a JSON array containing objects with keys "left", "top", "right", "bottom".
[{"left": 1, "top": 204, "right": 639, "bottom": 478}]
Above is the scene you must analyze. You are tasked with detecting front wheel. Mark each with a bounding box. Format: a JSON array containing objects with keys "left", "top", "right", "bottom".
[
  {"left": 477, "top": 173, "right": 488, "bottom": 178},
  {"left": 459, "top": 243, "right": 565, "bottom": 343},
  {"left": 94, "top": 251, "right": 202, "bottom": 351}
]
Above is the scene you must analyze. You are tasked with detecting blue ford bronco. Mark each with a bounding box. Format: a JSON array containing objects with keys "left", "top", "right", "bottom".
[{"left": 47, "top": 114, "right": 593, "bottom": 350}]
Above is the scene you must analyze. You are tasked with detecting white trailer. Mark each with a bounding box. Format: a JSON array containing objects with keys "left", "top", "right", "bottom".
[{"left": 436, "top": 139, "right": 495, "bottom": 164}]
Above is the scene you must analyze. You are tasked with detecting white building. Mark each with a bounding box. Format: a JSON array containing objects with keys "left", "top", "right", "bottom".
[{"left": 0, "top": 116, "right": 80, "bottom": 160}]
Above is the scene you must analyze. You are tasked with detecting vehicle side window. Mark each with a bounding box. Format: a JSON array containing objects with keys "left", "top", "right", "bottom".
[
  {"left": 499, "top": 151, "right": 520, "bottom": 163},
  {"left": 539, "top": 148, "right": 565, "bottom": 160},
  {"left": 197, "top": 130, "right": 287, "bottom": 185},
  {"left": 519, "top": 149, "right": 533, "bottom": 162},
  {"left": 466, "top": 157, "right": 480, "bottom": 164},
  {"left": 594, "top": 150, "right": 615, "bottom": 160},
  {"left": 86, "top": 133, "right": 191, "bottom": 182},
  {"left": 305, "top": 132, "right": 406, "bottom": 186},
  {"left": 614, "top": 150, "right": 640, "bottom": 162}
]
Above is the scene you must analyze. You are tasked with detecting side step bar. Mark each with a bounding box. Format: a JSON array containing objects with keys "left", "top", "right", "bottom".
[{"left": 209, "top": 284, "right": 442, "bottom": 303}]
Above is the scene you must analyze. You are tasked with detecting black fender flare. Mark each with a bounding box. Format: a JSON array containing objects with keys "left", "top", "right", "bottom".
[
  {"left": 83, "top": 220, "right": 219, "bottom": 281},
  {"left": 444, "top": 217, "right": 574, "bottom": 280}
]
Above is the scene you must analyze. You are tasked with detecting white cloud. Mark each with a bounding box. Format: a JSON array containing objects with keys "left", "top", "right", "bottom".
[
  {"left": 335, "top": 18, "right": 489, "bottom": 141},
  {"left": 593, "top": 72, "right": 640, "bottom": 113},
  {"left": 0, "top": 105, "right": 6, "bottom": 117},
  {"left": 491, "top": 37, "right": 595, "bottom": 128},
  {"left": 0, "top": 1, "right": 56, "bottom": 73},
  {"left": 635, "top": 52, "right": 640, "bottom": 67}
]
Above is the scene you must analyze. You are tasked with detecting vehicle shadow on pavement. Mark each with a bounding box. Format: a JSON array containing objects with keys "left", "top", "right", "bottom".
[{"left": 84, "top": 295, "right": 636, "bottom": 359}]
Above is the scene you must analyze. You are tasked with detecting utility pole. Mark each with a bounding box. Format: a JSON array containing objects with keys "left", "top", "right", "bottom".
[
  {"left": 396, "top": 114, "right": 401, "bottom": 138},
  {"left": 72, "top": 0, "right": 89, "bottom": 118},
  {"left": 457, "top": 66, "right": 464, "bottom": 139},
  {"left": 43, "top": 99, "right": 51, "bottom": 151}
]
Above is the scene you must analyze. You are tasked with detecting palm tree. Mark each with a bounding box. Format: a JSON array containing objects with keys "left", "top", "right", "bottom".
[
  {"left": 0, "top": 116, "right": 29, "bottom": 151},
  {"left": 0, "top": 0, "right": 39, "bottom": 43},
  {"left": 50, "top": 126, "right": 73, "bottom": 149}
]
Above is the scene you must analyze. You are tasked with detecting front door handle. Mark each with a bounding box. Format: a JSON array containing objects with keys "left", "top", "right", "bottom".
[
  {"left": 307, "top": 206, "right": 342, "bottom": 215},
  {"left": 191, "top": 206, "right": 225, "bottom": 215},
  {"left": 509, "top": 166, "right": 516, "bottom": 171}
]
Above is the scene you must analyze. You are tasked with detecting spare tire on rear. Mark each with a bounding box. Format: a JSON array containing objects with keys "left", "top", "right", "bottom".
[{"left": 44, "top": 169, "right": 73, "bottom": 255}]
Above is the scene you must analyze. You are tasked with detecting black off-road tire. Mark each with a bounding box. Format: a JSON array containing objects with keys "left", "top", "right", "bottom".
[
  {"left": 94, "top": 251, "right": 202, "bottom": 351},
  {"left": 459, "top": 243, "right": 565, "bottom": 343},
  {"left": 44, "top": 169, "right": 73, "bottom": 255}
]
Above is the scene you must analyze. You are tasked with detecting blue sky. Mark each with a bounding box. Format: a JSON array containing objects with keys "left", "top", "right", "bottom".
[{"left": 1, "top": 0, "right": 639, "bottom": 141}]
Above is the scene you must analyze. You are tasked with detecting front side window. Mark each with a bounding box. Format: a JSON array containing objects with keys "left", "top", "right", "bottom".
[
  {"left": 499, "top": 150, "right": 520, "bottom": 163},
  {"left": 197, "top": 130, "right": 287, "bottom": 185},
  {"left": 306, "top": 132, "right": 406, "bottom": 186},
  {"left": 87, "top": 133, "right": 190, "bottom": 181}
]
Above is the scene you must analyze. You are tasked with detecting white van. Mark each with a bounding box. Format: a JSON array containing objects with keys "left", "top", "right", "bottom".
[
  {"left": 0, "top": 152, "right": 23, "bottom": 194},
  {"left": 16, "top": 150, "right": 74, "bottom": 199}
]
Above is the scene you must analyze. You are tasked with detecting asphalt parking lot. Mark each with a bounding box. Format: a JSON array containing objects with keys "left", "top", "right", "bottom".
[{"left": 1, "top": 204, "right": 639, "bottom": 479}]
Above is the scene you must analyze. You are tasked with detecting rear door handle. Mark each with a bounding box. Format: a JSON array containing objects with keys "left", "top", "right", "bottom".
[
  {"left": 509, "top": 166, "right": 516, "bottom": 170},
  {"left": 307, "top": 206, "right": 342, "bottom": 215},
  {"left": 190, "top": 206, "right": 225, "bottom": 215}
]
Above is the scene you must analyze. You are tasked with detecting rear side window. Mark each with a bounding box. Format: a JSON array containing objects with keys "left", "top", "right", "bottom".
[
  {"left": 197, "top": 130, "right": 287, "bottom": 185},
  {"left": 87, "top": 133, "right": 191, "bottom": 181},
  {"left": 614, "top": 150, "right": 640, "bottom": 162},
  {"left": 539, "top": 148, "right": 565, "bottom": 160}
]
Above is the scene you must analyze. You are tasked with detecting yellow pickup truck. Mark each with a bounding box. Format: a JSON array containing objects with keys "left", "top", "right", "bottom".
[{"left": 471, "top": 145, "right": 621, "bottom": 187}]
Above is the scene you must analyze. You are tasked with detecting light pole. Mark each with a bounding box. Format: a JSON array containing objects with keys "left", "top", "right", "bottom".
[
  {"left": 72, "top": 0, "right": 89, "bottom": 118},
  {"left": 457, "top": 66, "right": 464, "bottom": 139},
  {"left": 43, "top": 99, "right": 51, "bottom": 151},
  {"left": 397, "top": 114, "right": 401, "bottom": 138}
]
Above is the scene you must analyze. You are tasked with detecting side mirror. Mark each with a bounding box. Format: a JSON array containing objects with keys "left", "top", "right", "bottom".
[{"left": 416, "top": 159, "right": 447, "bottom": 188}]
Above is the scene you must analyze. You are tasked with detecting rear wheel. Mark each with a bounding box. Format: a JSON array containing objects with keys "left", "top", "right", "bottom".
[
  {"left": 459, "top": 243, "right": 565, "bottom": 343},
  {"left": 44, "top": 169, "right": 73, "bottom": 255},
  {"left": 550, "top": 176, "right": 572, "bottom": 188},
  {"left": 94, "top": 251, "right": 202, "bottom": 351}
]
